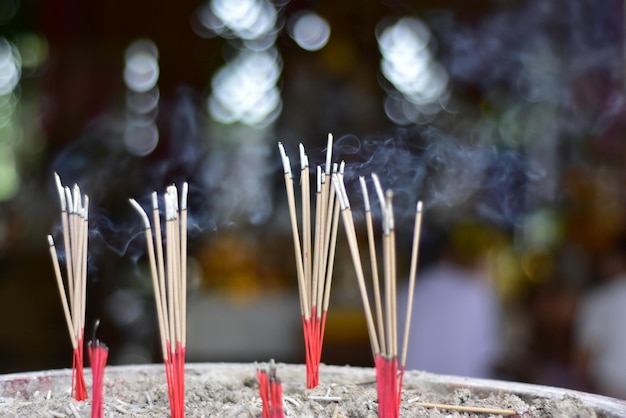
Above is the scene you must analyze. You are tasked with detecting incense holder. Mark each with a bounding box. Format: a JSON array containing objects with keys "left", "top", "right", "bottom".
[{"left": 1, "top": 363, "right": 625, "bottom": 417}]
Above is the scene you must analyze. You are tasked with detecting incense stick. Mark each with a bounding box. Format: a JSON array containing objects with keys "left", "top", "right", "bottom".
[
  {"left": 48, "top": 235, "right": 77, "bottom": 350},
  {"left": 278, "top": 143, "right": 308, "bottom": 319},
  {"left": 257, "top": 360, "right": 284, "bottom": 418},
  {"left": 48, "top": 174, "right": 89, "bottom": 401},
  {"left": 400, "top": 201, "right": 423, "bottom": 371},
  {"left": 359, "top": 176, "right": 386, "bottom": 355},
  {"left": 335, "top": 172, "right": 425, "bottom": 418},
  {"left": 332, "top": 174, "right": 380, "bottom": 356},
  {"left": 88, "top": 320, "right": 108, "bottom": 418},
  {"left": 408, "top": 400, "right": 517, "bottom": 415},
  {"left": 130, "top": 184, "right": 188, "bottom": 418},
  {"left": 278, "top": 138, "right": 340, "bottom": 389}
]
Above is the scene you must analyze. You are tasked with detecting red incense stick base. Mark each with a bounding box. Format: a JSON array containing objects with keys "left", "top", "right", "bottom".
[
  {"left": 375, "top": 355, "right": 400, "bottom": 418},
  {"left": 71, "top": 339, "right": 88, "bottom": 401},
  {"left": 88, "top": 341, "right": 108, "bottom": 418}
]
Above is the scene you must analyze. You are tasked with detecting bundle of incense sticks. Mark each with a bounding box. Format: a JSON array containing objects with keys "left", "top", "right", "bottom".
[
  {"left": 47, "top": 173, "right": 89, "bottom": 401},
  {"left": 278, "top": 135, "right": 341, "bottom": 389},
  {"left": 130, "top": 183, "right": 188, "bottom": 418},
  {"left": 332, "top": 173, "right": 423, "bottom": 418},
  {"left": 256, "top": 360, "right": 284, "bottom": 418},
  {"left": 88, "top": 320, "right": 108, "bottom": 418}
]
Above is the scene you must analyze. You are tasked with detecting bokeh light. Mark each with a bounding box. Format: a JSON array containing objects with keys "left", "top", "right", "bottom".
[
  {"left": 124, "top": 39, "right": 160, "bottom": 93},
  {"left": 0, "top": 0, "right": 18, "bottom": 26},
  {"left": 0, "top": 38, "right": 21, "bottom": 96},
  {"left": 208, "top": 49, "right": 282, "bottom": 127},
  {"left": 124, "top": 117, "right": 159, "bottom": 157},
  {"left": 377, "top": 17, "right": 448, "bottom": 124},
  {"left": 288, "top": 11, "right": 331, "bottom": 51},
  {"left": 203, "top": 0, "right": 277, "bottom": 41},
  {"left": 126, "top": 87, "right": 160, "bottom": 116}
]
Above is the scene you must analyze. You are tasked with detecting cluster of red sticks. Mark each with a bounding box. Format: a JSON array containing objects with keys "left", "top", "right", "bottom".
[
  {"left": 88, "top": 320, "right": 109, "bottom": 418},
  {"left": 257, "top": 361, "right": 284, "bottom": 418},
  {"left": 48, "top": 173, "right": 90, "bottom": 401},
  {"left": 332, "top": 173, "right": 423, "bottom": 418},
  {"left": 130, "top": 183, "right": 188, "bottom": 418},
  {"left": 278, "top": 135, "right": 341, "bottom": 389}
]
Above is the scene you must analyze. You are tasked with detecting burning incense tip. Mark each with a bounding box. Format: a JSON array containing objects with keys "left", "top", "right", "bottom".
[
  {"left": 416, "top": 200, "right": 423, "bottom": 212},
  {"left": 181, "top": 182, "right": 188, "bottom": 210},
  {"left": 339, "top": 161, "right": 345, "bottom": 175},
  {"left": 385, "top": 190, "right": 394, "bottom": 231},
  {"left": 359, "top": 176, "right": 371, "bottom": 212},
  {"left": 278, "top": 142, "right": 292, "bottom": 175},
  {"left": 54, "top": 173, "right": 66, "bottom": 211},
  {"left": 325, "top": 133, "right": 333, "bottom": 175},
  {"left": 151, "top": 191, "right": 158, "bottom": 209},
  {"left": 129, "top": 199, "right": 151, "bottom": 229},
  {"left": 165, "top": 193, "right": 174, "bottom": 221},
  {"left": 83, "top": 196, "right": 90, "bottom": 221},
  {"left": 299, "top": 143, "right": 309, "bottom": 169},
  {"left": 73, "top": 185, "right": 81, "bottom": 213},
  {"left": 332, "top": 175, "right": 348, "bottom": 210},
  {"left": 47, "top": 234, "right": 54, "bottom": 247},
  {"left": 64, "top": 187, "right": 73, "bottom": 214},
  {"left": 316, "top": 166, "right": 322, "bottom": 192}
]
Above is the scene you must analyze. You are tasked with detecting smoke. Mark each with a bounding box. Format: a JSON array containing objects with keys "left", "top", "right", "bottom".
[
  {"left": 49, "top": 87, "right": 211, "bottom": 264},
  {"left": 327, "top": 128, "right": 544, "bottom": 231}
]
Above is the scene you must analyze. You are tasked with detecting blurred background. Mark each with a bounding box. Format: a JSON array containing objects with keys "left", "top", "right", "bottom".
[{"left": 1, "top": 0, "right": 626, "bottom": 399}]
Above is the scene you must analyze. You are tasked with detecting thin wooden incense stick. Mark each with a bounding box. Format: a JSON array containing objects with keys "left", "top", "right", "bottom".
[
  {"left": 278, "top": 143, "right": 308, "bottom": 318},
  {"left": 300, "top": 144, "right": 312, "bottom": 304},
  {"left": 399, "top": 201, "right": 423, "bottom": 383},
  {"left": 48, "top": 174, "right": 89, "bottom": 401},
  {"left": 47, "top": 235, "right": 77, "bottom": 350},
  {"left": 278, "top": 137, "right": 339, "bottom": 389},
  {"left": 359, "top": 176, "right": 386, "bottom": 355},
  {"left": 332, "top": 174, "right": 380, "bottom": 356},
  {"left": 408, "top": 400, "right": 518, "bottom": 415},
  {"left": 129, "top": 198, "right": 168, "bottom": 360},
  {"left": 130, "top": 184, "right": 188, "bottom": 418}
]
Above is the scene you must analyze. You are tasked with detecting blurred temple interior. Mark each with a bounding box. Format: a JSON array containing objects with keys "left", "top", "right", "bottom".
[{"left": 2, "top": 0, "right": 626, "bottom": 400}]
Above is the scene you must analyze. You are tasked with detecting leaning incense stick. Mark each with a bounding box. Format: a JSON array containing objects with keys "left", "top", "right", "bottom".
[
  {"left": 359, "top": 176, "right": 386, "bottom": 355},
  {"left": 48, "top": 235, "right": 77, "bottom": 350},
  {"left": 48, "top": 174, "right": 89, "bottom": 401},
  {"left": 400, "top": 201, "right": 423, "bottom": 371},
  {"left": 408, "top": 400, "right": 517, "bottom": 415},
  {"left": 332, "top": 174, "right": 380, "bottom": 356},
  {"left": 129, "top": 198, "right": 168, "bottom": 359},
  {"left": 130, "top": 184, "right": 188, "bottom": 418}
]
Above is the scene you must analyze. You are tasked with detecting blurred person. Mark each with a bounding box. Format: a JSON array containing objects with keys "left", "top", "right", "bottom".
[
  {"left": 575, "top": 237, "right": 626, "bottom": 399},
  {"left": 398, "top": 223, "right": 502, "bottom": 378}
]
